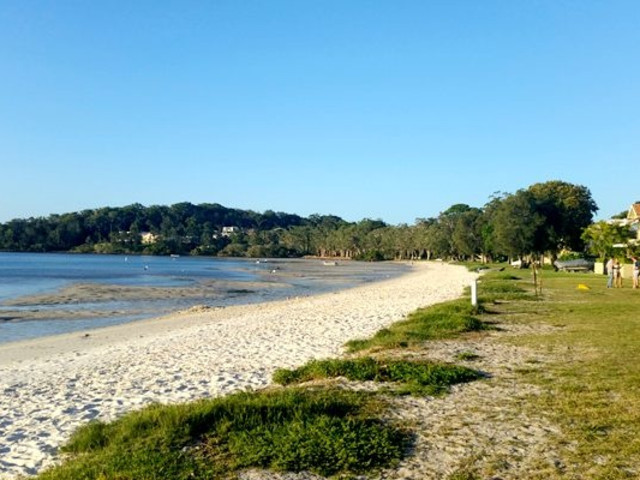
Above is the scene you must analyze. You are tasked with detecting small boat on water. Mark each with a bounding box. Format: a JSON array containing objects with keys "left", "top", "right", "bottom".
[
  {"left": 170, "top": 254, "right": 180, "bottom": 259},
  {"left": 323, "top": 261, "right": 338, "bottom": 266}
]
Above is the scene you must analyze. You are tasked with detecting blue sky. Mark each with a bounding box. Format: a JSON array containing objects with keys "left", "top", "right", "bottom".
[{"left": 1, "top": 1, "right": 638, "bottom": 224}]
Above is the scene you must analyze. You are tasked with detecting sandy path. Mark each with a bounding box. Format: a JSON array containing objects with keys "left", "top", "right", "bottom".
[{"left": 0, "top": 262, "right": 475, "bottom": 479}]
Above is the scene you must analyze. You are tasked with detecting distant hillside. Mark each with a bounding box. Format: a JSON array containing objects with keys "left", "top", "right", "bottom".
[
  {"left": 0, "top": 181, "right": 601, "bottom": 262},
  {"left": 0, "top": 202, "right": 349, "bottom": 257}
]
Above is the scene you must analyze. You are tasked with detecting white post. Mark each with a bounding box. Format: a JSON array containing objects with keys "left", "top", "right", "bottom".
[{"left": 471, "top": 279, "right": 478, "bottom": 308}]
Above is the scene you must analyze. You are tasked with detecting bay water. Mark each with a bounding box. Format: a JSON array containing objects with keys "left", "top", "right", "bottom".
[{"left": 0, "top": 252, "right": 408, "bottom": 344}]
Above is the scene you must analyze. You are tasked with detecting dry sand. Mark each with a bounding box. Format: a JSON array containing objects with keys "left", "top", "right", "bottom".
[{"left": 0, "top": 262, "right": 476, "bottom": 479}]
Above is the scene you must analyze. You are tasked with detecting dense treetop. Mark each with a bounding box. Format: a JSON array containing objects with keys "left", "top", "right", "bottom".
[{"left": 0, "top": 181, "right": 621, "bottom": 261}]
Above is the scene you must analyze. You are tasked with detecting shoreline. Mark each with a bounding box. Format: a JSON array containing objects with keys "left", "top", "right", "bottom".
[
  {"left": 0, "top": 255, "right": 410, "bottom": 345},
  {"left": 0, "top": 262, "right": 476, "bottom": 479}
]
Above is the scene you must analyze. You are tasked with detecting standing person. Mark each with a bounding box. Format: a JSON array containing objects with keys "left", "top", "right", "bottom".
[
  {"left": 606, "top": 257, "right": 615, "bottom": 288},
  {"left": 614, "top": 259, "right": 623, "bottom": 288},
  {"left": 632, "top": 256, "right": 640, "bottom": 289}
]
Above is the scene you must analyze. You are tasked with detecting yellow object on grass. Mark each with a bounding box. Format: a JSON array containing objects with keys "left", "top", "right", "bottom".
[{"left": 577, "top": 284, "right": 591, "bottom": 290}]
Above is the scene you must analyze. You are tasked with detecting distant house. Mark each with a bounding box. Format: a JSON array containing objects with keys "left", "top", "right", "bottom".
[
  {"left": 607, "top": 203, "right": 640, "bottom": 228},
  {"left": 625, "top": 203, "right": 640, "bottom": 241},
  {"left": 594, "top": 203, "right": 640, "bottom": 276},
  {"left": 221, "top": 226, "right": 241, "bottom": 237},
  {"left": 140, "top": 232, "right": 159, "bottom": 244}
]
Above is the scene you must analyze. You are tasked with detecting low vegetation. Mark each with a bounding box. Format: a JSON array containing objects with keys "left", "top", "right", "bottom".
[
  {"left": 346, "top": 299, "right": 486, "bottom": 352},
  {"left": 36, "top": 269, "right": 493, "bottom": 480},
  {"left": 454, "top": 351, "right": 482, "bottom": 361},
  {"left": 273, "top": 357, "right": 483, "bottom": 396},
  {"left": 37, "top": 388, "right": 408, "bottom": 479},
  {"left": 40, "top": 265, "right": 640, "bottom": 479},
  {"left": 476, "top": 272, "right": 535, "bottom": 303}
]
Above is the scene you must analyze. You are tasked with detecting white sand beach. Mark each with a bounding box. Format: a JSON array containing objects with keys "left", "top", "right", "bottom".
[{"left": 0, "top": 262, "right": 475, "bottom": 479}]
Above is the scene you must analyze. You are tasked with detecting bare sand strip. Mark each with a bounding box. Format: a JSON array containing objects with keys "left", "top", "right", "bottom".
[{"left": 0, "top": 262, "right": 475, "bottom": 479}]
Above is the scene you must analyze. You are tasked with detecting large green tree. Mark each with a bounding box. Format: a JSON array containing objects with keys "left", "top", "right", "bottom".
[
  {"left": 491, "top": 190, "right": 545, "bottom": 259},
  {"left": 451, "top": 208, "right": 483, "bottom": 260},
  {"left": 527, "top": 180, "right": 598, "bottom": 258},
  {"left": 0, "top": 180, "right": 601, "bottom": 261}
]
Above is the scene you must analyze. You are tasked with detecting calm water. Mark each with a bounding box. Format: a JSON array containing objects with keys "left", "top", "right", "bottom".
[{"left": 0, "top": 253, "right": 408, "bottom": 344}]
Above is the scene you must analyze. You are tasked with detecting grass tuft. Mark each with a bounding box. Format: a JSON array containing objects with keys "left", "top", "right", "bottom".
[
  {"left": 455, "top": 351, "right": 482, "bottom": 361},
  {"left": 478, "top": 278, "right": 533, "bottom": 303},
  {"left": 273, "top": 357, "right": 483, "bottom": 396},
  {"left": 38, "top": 388, "right": 409, "bottom": 479},
  {"left": 346, "top": 299, "right": 486, "bottom": 352}
]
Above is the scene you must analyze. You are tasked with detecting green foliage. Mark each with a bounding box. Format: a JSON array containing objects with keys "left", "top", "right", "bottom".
[
  {"left": 557, "top": 251, "right": 586, "bottom": 261},
  {"left": 0, "top": 180, "right": 599, "bottom": 262},
  {"left": 448, "top": 470, "right": 481, "bottom": 480},
  {"left": 273, "top": 357, "right": 483, "bottom": 396},
  {"left": 484, "top": 181, "right": 598, "bottom": 261},
  {"left": 491, "top": 190, "right": 545, "bottom": 258},
  {"left": 581, "top": 221, "right": 633, "bottom": 261},
  {"left": 455, "top": 351, "right": 482, "bottom": 361},
  {"left": 70, "top": 243, "right": 96, "bottom": 254},
  {"left": 478, "top": 276, "right": 533, "bottom": 303},
  {"left": 346, "top": 299, "right": 486, "bottom": 352},
  {"left": 0, "top": 203, "right": 308, "bottom": 256},
  {"left": 37, "top": 389, "right": 408, "bottom": 479},
  {"left": 225, "top": 414, "right": 405, "bottom": 474},
  {"left": 611, "top": 209, "right": 629, "bottom": 220},
  {"left": 355, "top": 249, "right": 387, "bottom": 261},
  {"left": 527, "top": 180, "right": 598, "bottom": 254},
  {"left": 451, "top": 208, "right": 484, "bottom": 260},
  {"left": 218, "top": 242, "right": 249, "bottom": 257}
]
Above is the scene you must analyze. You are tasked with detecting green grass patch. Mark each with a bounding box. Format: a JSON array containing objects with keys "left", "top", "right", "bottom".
[
  {"left": 345, "top": 268, "right": 536, "bottom": 354},
  {"left": 479, "top": 270, "right": 640, "bottom": 478},
  {"left": 37, "top": 388, "right": 409, "bottom": 480},
  {"left": 455, "top": 351, "right": 482, "bottom": 361},
  {"left": 477, "top": 273, "right": 535, "bottom": 303},
  {"left": 273, "top": 357, "right": 483, "bottom": 396},
  {"left": 346, "top": 299, "right": 486, "bottom": 352}
]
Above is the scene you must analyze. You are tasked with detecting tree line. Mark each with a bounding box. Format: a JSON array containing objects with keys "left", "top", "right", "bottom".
[{"left": 0, "top": 181, "right": 603, "bottom": 262}]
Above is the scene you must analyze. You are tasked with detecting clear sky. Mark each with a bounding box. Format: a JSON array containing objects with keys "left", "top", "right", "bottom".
[{"left": 1, "top": 1, "right": 638, "bottom": 225}]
